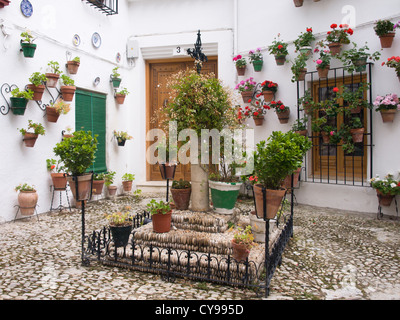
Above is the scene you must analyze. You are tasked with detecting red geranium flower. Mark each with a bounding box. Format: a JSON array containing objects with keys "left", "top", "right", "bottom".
[
  {"left": 333, "top": 87, "right": 339, "bottom": 93},
  {"left": 330, "top": 23, "right": 337, "bottom": 29},
  {"left": 254, "top": 111, "right": 259, "bottom": 117}
]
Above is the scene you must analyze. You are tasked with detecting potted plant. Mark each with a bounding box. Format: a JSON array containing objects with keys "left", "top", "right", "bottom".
[
  {"left": 294, "top": 27, "right": 315, "bottom": 57},
  {"left": 113, "top": 130, "right": 133, "bottom": 146},
  {"left": 337, "top": 82, "right": 371, "bottom": 114},
  {"left": 293, "top": 0, "right": 304, "bottom": 7},
  {"left": 53, "top": 130, "right": 98, "bottom": 202},
  {"left": 66, "top": 56, "right": 80, "bottom": 74},
  {"left": 291, "top": 116, "right": 308, "bottom": 136},
  {"left": 46, "top": 158, "right": 67, "bottom": 190},
  {"left": 46, "top": 61, "right": 63, "bottom": 88},
  {"left": 326, "top": 23, "right": 353, "bottom": 56},
  {"left": 373, "top": 93, "right": 400, "bottom": 123},
  {"left": 122, "top": 173, "right": 135, "bottom": 192},
  {"left": 15, "top": 183, "right": 38, "bottom": 216},
  {"left": 233, "top": 54, "right": 247, "bottom": 75},
  {"left": 92, "top": 173, "right": 105, "bottom": 195},
  {"left": 339, "top": 42, "right": 381, "bottom": 73},
  {"left": 18, "top": 120, "right": 45, "bottom": 147},
  {"left": 146, "top": 199, "right": 172, "bottom": 233},
  {"left": 104, "top": 171, "right": 117, "bottom": 197},
  {"left": 59, "top": 75, "right": 76, "bottom": 102},
  {"left": 374, "top": 20, "right": 396, "bottom": 48},
  {"left": 298, "top": 89, "right": 315, "bottom": 115},
  {"left": 252, "top": 131, "right": 312, "bottom": 219},
  {"left": 115, "top": 87, "right": 129, "bottom": 104},
  {"left": 291, "top": 52, "right": 308, "bottom": 82},
  {"left": 382, "top": 56, "right": 400, "bottom": 82},
  {"left": 271, "top": 100, "right": 290, "bottom": 124},
  {"left": 261, "top": 80, "right": 278, "bottom": 102},
  {"left": 314, "top": 43, "right": 332, "bottom": 78},
  {"left": 10, "top": 88, "right": 33, "bottom": 115},
  {"left": 63, "top": 126, "right": 74, "bottom": 139},
  {"left": 111, "top": 66, "right": 121, "bottom": 88},
  {"left": 268, "top": 34, "right": 289, "bottom": 65},
  {"left": 20, "top": 30, "right": 36, "bottom": 58},
  {"left": 27, "top": 72, "right": 47, "bottom": 101},
  {"left": 231, "top": 225, "right": 254, "bottom": 262},
  {"left": 170, "top": 179, "right": 191, "bottom": 210},
  {"left": 349, "top": 116, "right": 364, "bottom": 143},
  {"left": 235, "top": 77, "right": 257, "bottom": 103},
  {"left": 157, "top": 137, "right": 178, "bottom": 179},
  {"left": 369, "top": 173, "right": 400, "bottom": 207},
  {"left": 105, "top": 211, "right": 133, "bottom": 247},
  {"left": 46, "top": 99, "right": 71, "bottom": 123},
  {"left": 248, "top": 48, "right": 263, "bottom": 72}
]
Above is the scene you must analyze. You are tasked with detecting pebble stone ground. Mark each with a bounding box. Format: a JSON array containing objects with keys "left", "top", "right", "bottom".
[{"left": 0, "top": 192, "right": 399, "bottom": 301}]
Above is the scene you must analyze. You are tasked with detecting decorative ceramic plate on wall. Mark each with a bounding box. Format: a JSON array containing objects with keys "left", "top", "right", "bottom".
[
  {"left": 73, "top": 34, "right": 81, "bottom": 47},
  {"left": 20, "top": 0, "right": 33, "bottom": 17},
  {"left": 92, "top": 32, "right": 101, "bottom": 48}
]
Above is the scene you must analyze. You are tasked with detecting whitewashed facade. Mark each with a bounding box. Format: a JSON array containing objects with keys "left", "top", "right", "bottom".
[{"left": 0, "top": 0, "right": 399, "bottom": 222}]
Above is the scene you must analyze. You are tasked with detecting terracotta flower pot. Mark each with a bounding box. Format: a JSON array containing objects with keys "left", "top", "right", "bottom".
[
  {"left": 317, "top": 65, "right": 330, "bottom": 78},
  {"left": 295, "top": 129, "right": 308, "bottom": 137},
  {"left": 122, "top": 180, "right": 133, "bottom": 192},
  {"left": 159, "top": 163, "right": 177, "bottom": 180},
  {"left": 92, "top": 180, "right": 105, "bottom": 195},
  {"left": 262, "top": 91, "right": 275, "bottom": 102},
  {"left": 276, "top": 109, "right": 290, "bottom": 124},
  {"left": 45, "top": 73, "right": 60, "bottom": 88},
  {"left": 26, "top": 84, "right": 45, "bottom": 101},
  {"left": 253, "top": 184, "right": 286, "bottom": 220},
  {"left": 17, "top": 190, "right": 38, "bottom": 216},
  {"left": 60, "top": 86, "right": 76, "bottom": 102},
  {"left": 67, "top": 174, "right": 93, "bottom": 202},
  {"left": 46, "top": 106, "right": 60, "bottom": 123},
  {"left": 241, "top": 91, "right": 253, "bottom": 103},
  {"left": 350, "top": 127, "right": 364, "bottom": 143},
  {"left": 281, "top": 167, "right": 302, "bottom": 191},
  {"left": 51, "top": 173, "right": 67, "bottom": 190},
  {"left": 152, "top": 210, "right": 172, "bottom": 233},
  {"left": 115, "top": 94, "right": 126, "bottom": 104},
  {"left": 66, "top": 61, "right": 80, "bottom": 74},
  {"left": 379, "top": 32, "right": 395, "bottom": 48},
  {"left": 321, "top": 131, "right": 331, "bottom": 144},
  {"left": 275, "top": 55, "right": 286, "bottom": 66},
  {"left": 107, "top": 185, "right": 117, "bottom": 197},
  {"left": 379, "top": 109, "right": 397, "bottom": 123},
  {"left": 293, "top": 0, "right": 304, "bottom": 7},
  {"left": 297, "top": 68, "right": 307, "bottom": 81},
  {"left": 23, "top": 133, "right": 38, "bottom": 147},
  {"left": 376, "top": 190, "right": 394, "bottom": 207},
  {"left": 328, "top": 43, "right": 342, "bottom": 56},
  {"left": 236, "top": 66, "right": 246, "bottom": 76},
  {"left": 171, "top": 187, "right": 191, "bottom": 210},
  {"left": 231, "top": 240, "right": 250, "bottom": 262},
  {"left": 253, "top": 115, "right": 264, "bottom": 126}
]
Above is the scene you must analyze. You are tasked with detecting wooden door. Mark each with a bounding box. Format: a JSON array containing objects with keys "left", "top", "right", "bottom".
[{"left": 146, "top": 57, "right": 218, "bottom": 181}]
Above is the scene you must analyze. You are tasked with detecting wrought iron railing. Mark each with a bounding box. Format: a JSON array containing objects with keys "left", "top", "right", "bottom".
[
  {"left": 296, "top": 63, "right": 374, "bottom": 186},
  {"left": 82, "top": 0, "right": 118, "bottom": 15}
]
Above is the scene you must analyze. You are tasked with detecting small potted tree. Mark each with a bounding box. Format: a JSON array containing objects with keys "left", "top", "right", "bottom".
[
  {"left": 15, "top": 183, "right": 38, "bottom": 216},
  {"left": 46, "top": 61, "right": 63, "bottom": 88},
  {"left": 66, "top": 56, "right": 80, "bottom": 74},
  {"left": 46, "top": 158, "right": 67, "bottom": 190},
  {"left": 170, "top": 179, "right": 191, "bottom": 210},
  {"left": 18, "top": 120, "right": 45, "bottom": 147},
  {"left": 105, "top": 211, "right": 133, "bottom": 248},
  {"left": 110, "top": 66, "right": 121, "bottom": 88},
  {"left": 10, "top": 88, "right": 33, "bottom": 115},
  {"left": 46, "top": 99, "right": 71, "bottom": 123},
  {"left": 104, "top": 171, "right": 117, "bottom": 198},
  {"left": 115, "top": 87, "right": 129, "bottom": 104},
  {"left": 231, "top": 225, "right": 254, "bottom": 262},
  {"left": 53, "top": 130, "right": 98, "bottom": 203},
  {"left": 374, "top": 20, "right": 396, "bottom": 48},
  {"left": 20, "top": 30, "right": 36, "bottom": 58},
  {"left": 252, "top": 131, "right": 312, "bottom": 219},
  {"left": 146, "top": 199, "right": 172, "bottom": 233},
  {"left": 60, "top": 75, "right": 76, "bottom": 102},
  {"left": 27, "top": 72, "right": 47, "bottom": 101},
  {"left": 121, "top": 173, "right": 135, "bottom": 192}
]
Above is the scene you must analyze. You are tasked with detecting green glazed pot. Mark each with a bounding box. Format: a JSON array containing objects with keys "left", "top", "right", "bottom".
[
  {"left": 209, "top": 180, "right": 242, "bottom": 215},
  {"left": 252, "top": 60, "right": 263, "bottom": 72},
  {"left": 111, "top": 77, "right": 121, "bottom": 88},
  {"left": 10, "top": 97, "right": 28, "bottom": 115},
  {"left": 20, "top": 42, "right": 37, "bottom": 58}
]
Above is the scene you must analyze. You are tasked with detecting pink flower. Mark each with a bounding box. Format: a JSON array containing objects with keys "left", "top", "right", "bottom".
[
  {"left": 330, "top": 131, "right": 335, "bottom": 136},
  {"left": 316, "top": 59, "right": 323, "bottom": 65}
]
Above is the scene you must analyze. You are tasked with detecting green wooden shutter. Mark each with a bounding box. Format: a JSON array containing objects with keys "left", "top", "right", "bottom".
[{"left": 75, "top": 90, "right": 107, "bottom": 173}]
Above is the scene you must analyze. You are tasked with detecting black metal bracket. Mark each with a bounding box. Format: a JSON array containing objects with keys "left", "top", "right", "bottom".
[
  {"left": 30, "top": 81, "right": 62, "bottom": 112},
  {"left": 1, "top": 83, "right": 18, "bottom": 115}
]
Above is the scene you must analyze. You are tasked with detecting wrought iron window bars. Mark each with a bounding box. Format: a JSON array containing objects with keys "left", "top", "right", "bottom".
[{"left": 82, "top": 0, "right": 118, "bottom": 16}]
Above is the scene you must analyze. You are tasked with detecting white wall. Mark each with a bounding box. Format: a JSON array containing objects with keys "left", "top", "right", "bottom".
[{"left": 0, "top": 0, "right": 400, "bottom": 222}]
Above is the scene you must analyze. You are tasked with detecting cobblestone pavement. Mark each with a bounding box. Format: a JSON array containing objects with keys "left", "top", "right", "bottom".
[{"left": 0, "top": 193, "right": 399, "bottom": 301}]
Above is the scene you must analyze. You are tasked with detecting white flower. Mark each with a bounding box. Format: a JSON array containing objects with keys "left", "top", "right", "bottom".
[{"left": 390, "top": 183, "right": 397, "bottom": 188}]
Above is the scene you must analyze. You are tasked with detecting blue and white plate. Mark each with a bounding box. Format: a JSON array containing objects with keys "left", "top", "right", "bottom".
[
  {"left": 92, "top": 32, "right": 101, "bottom": 48},
  {"left": 73, "top": 34, "right": 81, "bottom": 47},
  {"left": 20, "top": 0, "right": 33, "bottom": 17}
]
